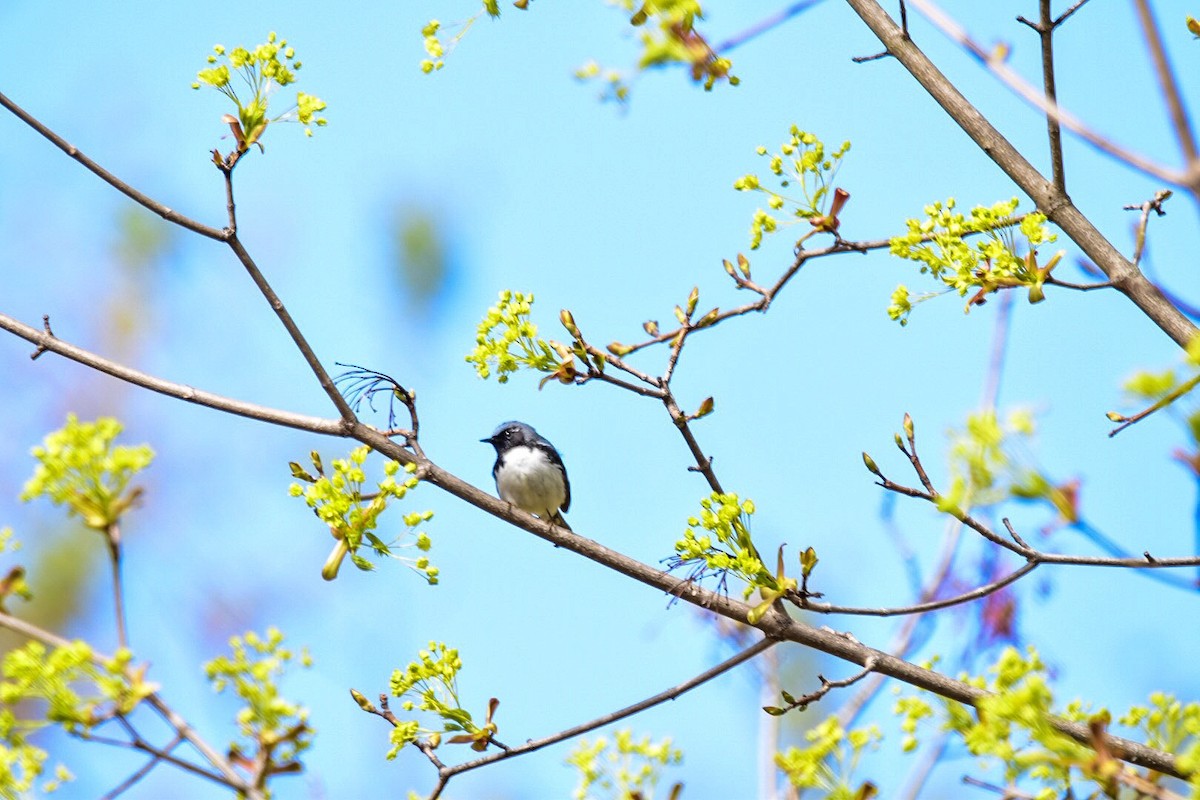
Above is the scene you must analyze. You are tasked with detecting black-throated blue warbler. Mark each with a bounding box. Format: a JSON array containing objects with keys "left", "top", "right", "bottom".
[{"left": 482, "top": 421, "right": 571, "bottom": 529}]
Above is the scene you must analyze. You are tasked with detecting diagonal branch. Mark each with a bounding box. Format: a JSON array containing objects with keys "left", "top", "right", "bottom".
[
  {"left": 349, "top": 425, "right": 1185, "bottom": 779},
  {"left": 0, "top": 311, "right": 344, "bottom": 435},
  {"left": 224, "top": 236, "right": 358, "bottom": 423},
  {"left": 438, "top": 637, "right": 777, "bottom": 781},
  {"left": 0, "top": 91, "right": 228, "bottom": 241},
  {"left": 843, "top": 0, "right": 1198, "bottom": 350},
  {"left": 1131, "top": 0, "right": 1199, "bottom": 169},
  {"left": 901, "top": 0, "right": 1187, "bottom": 188}
]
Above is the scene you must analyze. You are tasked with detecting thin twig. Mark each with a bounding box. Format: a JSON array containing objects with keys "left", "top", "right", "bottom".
[
  {"left": 224, "top": 235, "right": 358, "bottom": 423},
  {"left": 1108, "top": 372, "right": 1200, "bottom": 437},
  {"left": 106, "top": 522, "right": 128, "bottom": 651},
  {"left": 440, "top": 637, "right": 776, "bottom": 779},
  {"left": 1016, "top": 0, "right": 1067, "bottom": 194},
  {"left": 1125, "top": 189, "right": 1174, "bottom": 268},
  {"left": 712, "top": 1, "right": 828, "bottom": 53},
  {"left": 98, "top": 733, "right": 185, "bottom": 800},
  {"left": 770, "top": 657, "right": 876, "bottom": 714},
  {"left": 804, "top": 560, "right": 1037, "bottom": 617},
  {"left": 0, "top": 312, "right": 345, "bottom": 435},
  {"left": 0, "top": 91, "right": 228, "bottom": 240}
]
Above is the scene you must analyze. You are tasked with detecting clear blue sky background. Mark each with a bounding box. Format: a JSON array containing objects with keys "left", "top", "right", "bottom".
[{"left": 1, "top": 2, "right": 1199, "bottom": 798}]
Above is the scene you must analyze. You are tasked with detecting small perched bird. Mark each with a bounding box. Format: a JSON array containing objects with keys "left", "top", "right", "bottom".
[{"left": 482, "top": 421, "right": 571, "bottom": 529}]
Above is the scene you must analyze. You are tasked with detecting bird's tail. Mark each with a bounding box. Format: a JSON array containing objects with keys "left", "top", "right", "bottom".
[{"left": 551, "top": 512, "right": 572, "bottom": 531}]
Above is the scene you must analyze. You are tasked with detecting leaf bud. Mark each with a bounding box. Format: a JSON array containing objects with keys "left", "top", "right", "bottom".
[
  {"left": 350, "top": 688, "right": 377, "bottom": 713},
  {"left": 607, "top": 341, "right": 634, "bottom": 356},
  {"left": 559, "top": 309, "right": 580, "bottom": 338}
]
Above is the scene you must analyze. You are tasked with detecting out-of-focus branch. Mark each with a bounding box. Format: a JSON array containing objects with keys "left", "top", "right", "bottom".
[
  {"left": 903, "top": 0, "right": 1187, "bottom": 188},
  {"left": 1132, "top": 0, "right": 1199, "bottom": 170},
  {"left": 0, "top": 610, "right": 256, "bottom": 797}
]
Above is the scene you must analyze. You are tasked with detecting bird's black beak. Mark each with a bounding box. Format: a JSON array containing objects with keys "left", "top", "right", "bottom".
[{"left": 480, "top": 436, "right": 492, "bottom": 444}]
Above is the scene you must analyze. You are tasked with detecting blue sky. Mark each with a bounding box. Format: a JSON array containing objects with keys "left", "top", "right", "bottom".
[{"left": 2, "top": 2, "right": 1199, "bottom": 798}]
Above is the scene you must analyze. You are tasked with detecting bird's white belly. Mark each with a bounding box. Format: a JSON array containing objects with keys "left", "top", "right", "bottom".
[{"left": 497, "top": 447, "right": 565, "bottom": 518}]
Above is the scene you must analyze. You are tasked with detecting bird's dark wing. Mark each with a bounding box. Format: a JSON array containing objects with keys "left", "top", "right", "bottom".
[{"left": 534, "top": 441, "right": 570, "bottom": 513}]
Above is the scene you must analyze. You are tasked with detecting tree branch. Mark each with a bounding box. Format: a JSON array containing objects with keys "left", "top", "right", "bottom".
[
  {"left": 0, "top": 312, "right": 344, "bottom": 435},
  {"left": 1131, "top": 0, "right": 1199, "bottom": 169},
  {"left": 0, "top": 91, "right": 228, "bottom": 241},
  {"left": 843, "top": 0, "right": 1198, "bottom": 349},
  {"left": 224, "top": 235, "right": 358, "bottom": 423},
  {"left": 0, "top": 610, "right": 255, "bottom": 797},
  {"left": 438, "top": 637, "right": 777, "bottom": 782}
]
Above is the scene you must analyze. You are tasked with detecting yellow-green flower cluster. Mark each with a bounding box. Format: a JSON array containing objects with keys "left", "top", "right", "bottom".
[
  {"left": 193, "top": 32, "right": 327, "bottom": 147},
  {"left": 900, "top": 647, "right": 1200, "bottom": 798},
  {"left": 670, "top": 492, "right": 770, "bottom": 599},
  {"left": 386, "top": 642, "right": 492, "bottom": 758},
  {"left": 419, "top": 2, "right": 506, "bottom": 76},
  {"left": 566, "top": 729, "right": 683, "bottom": 800},
  {"left": 631, "top": 0, "right": 738, "bottom": 91},
  {"left": 774, "top": 716, "right": 880, "bottom": 794},
  {"left": 420, "top": 20, "right": 445, "bottom": 73},
  {"left": 466, "top": 290, "right": 560, "bottom": 383},
  {"left": 290, "top": 447, "right": 436, "bottom": 583},
  {"left": 204, "top": 628, "right": 312, "bottom": 769},
  {"left": 734, "top": 127, "right": 850, "bottom": 249},
  {"left": 888, "top": 198, "right": 1059, "bottom": 323},
  {"left": 0, "top": 640, "right": 156, "bottom": 796},
  {"left": 21, "top": 414, "right": 153, "bottom": 531},
  {"left": 937, "top": 408, "right": 1072, "bottom": 523}
]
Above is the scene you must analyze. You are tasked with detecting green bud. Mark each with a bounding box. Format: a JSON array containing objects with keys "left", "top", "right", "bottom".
[
  {"left": 607, "top": 341, "right": 634, "bottom": 356},
  {"left": 350, "top": 688, "right": 377, "bottom": 713},
  {"left": 800, "top": 546, "right": 818, "bottom": 578},
  {"left": 559, "top": 308, "right": 579, "bottom": 338},
  {"left": 643, "top": 320, "right": 659, "bottom": 336},
  {"left": 762, "top": 706, "right": 787, "bottom": 716},
  {"left": 694, "top": 307, "right": 720, "bottom": 328},
  {"left": 862, "top": 452, "right": 881, "bottom": 477},
  {"left": 902, "top": 413, "right": 914, "bottom": 441},
  {"left": 686, "top": 286, "right": 699, "bottom": 317},
  {"left": 737, "top": 253, "right": 751, "bottom": 278}
]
